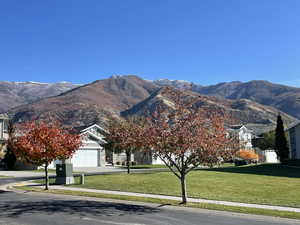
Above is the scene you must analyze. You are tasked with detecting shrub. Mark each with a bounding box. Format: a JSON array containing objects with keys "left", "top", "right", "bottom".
[
  {"left": 234, "top": 159, "right": 248, "bottom": 166},
  {"left": 237, "top": 149, "right": 259, "bottom": 161},
  {"left": 3, "top": 147, "right": 16, "bottom": 170}
]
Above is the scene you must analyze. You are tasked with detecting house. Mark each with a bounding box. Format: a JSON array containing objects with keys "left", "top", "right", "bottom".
[
  {"left": 135, "top": 125, "right": 255, "bottom": 165},
  {"left": 286, "top": 122, "right": 300, "bottom": 159},
  {"left": 0, "top": 114, "right": 8, "bottom": 145},
  {"left": 227, "top": 125, "right": 253, "bottom": 149},
  {"left": 134, "top": 151, "right": 164, "bottom": 165},
  {"left": 252, "top": 133, "right": 279, "bottom": 163},
  {"left": 50, "top": 124, "right": 107, "bottom": 168}
]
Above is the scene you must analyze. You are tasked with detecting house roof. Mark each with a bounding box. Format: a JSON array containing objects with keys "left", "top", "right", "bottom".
[
  {"left": 73, "top": 123, "right": 107, "bottom": 134},
  {"left": 81, "top": 124, "right": 106, "bottom": 133},
  {"left": 0, "top": 113, "right": 8, "bottom": 120},
  {"left": 80, "top": 131, "right": 107, "bottom": 144},
  {"left": 79, "top": 123, "right": 107, "bottom": 144},
  {"left": 227, "top": 124, "right": 253, "bottom": 133},
  {"left": 286, "top": 120, "right": 300, "bottom": 131},
  {"left": 229, "top": 125, "right": 244, "bottom": 130}
]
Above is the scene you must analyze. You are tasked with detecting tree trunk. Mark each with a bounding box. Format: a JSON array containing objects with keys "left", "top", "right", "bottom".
[
  {"left": 45, "top": 162, "right": 49, "bottom": 190},
  {"left": 180, "top": 174, "right": 187, "bottom": 204},
  {"left": 126, "top": 151, "right": 131, "bottom": 174}
]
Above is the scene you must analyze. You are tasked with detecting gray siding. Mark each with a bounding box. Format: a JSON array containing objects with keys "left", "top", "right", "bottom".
[{"left": 288, "top": 124, "right": 300, "bottom": 159}]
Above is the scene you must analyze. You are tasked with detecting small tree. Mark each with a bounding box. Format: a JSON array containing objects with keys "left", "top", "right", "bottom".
[
  {"left": 275, "top": 114, "right": 289, "bottom": 163},
  {"left": 254, "top": 131, "right": 275, "bottom": 150},
  {"left": 105, "top": 117, "right": 144, "bottom": 174},
  {"left": 145, "top": 88, "right": 238, "bottom": 204},
  {"left": 8, "top": 121, "right": 82, "bottom": 190}
]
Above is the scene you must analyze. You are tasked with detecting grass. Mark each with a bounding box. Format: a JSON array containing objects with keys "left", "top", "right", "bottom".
[
  {"left": 0, "top": 175, "right": 11, "bottom": 178},
  {"left": 34, "top": 169, "right": 56, "bottom": 173},
  {"left": 119, "top": 164, "right": 167, "bottom": 169},
  {"left": 16, "top": 186, "right": 300, "bottom": 220},
  {"left": 56, "top": 163, "right": 300, "bottom": 208}
]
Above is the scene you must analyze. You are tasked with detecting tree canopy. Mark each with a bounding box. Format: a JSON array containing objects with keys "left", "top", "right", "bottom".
[
  {"left": 8, "top": 121, "right": 82, "bottom": 189},
  {"left": 144, "top": 87, "right": 239, "bottom": 204}
]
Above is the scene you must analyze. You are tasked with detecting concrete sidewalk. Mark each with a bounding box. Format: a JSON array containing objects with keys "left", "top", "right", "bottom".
[{"left": 15, "top": 181, "right": 300, "bottom": 213}]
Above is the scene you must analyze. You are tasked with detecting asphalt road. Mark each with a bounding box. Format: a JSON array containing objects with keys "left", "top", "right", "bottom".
[{"left": 0, "top": 178, "right": 299, "bottom": 225}]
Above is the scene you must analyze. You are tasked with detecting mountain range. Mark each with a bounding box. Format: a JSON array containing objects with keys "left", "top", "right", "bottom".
[
  {"left": 1, "top": 76, "right": 299, "bottom": 133},
  {"left": 6, "top": 76, "right": 158, "bottom": 127},
  {"left": 154, "top": 79, "right": 300, "bottom": 120},
  {"left": 0, "top": 81, "right": 79, "bottom": 113}
]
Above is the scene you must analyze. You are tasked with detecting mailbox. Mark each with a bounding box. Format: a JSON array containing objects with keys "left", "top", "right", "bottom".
[
  {"left": 55, "top": 163, "right": 75, "bottom": 184},
  {"left": 56, "top": 163, "right": 73, "bottom": 177}
]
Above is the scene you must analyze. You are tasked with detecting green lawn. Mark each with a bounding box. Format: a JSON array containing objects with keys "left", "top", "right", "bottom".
[
  {"left": 68, "top": 164, "right": 300, "bottom": 208},
  {"left": 119, "top": 164, "right": 167, "bottom": 169},
  {"left": 119, "top": 163, "right": 233, "bottom": 169},
  {"left": 34, "top": 169, "right": 56, "bottom": 173}
]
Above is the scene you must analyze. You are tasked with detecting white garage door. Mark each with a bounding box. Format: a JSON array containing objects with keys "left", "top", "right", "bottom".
[{"left": 71, "top": 149, "right": 99, "bottom": 167}]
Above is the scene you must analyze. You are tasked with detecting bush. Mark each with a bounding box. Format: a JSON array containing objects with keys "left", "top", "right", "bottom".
[
  {"left": 3, "top": 148, "right": 16, "bottom": 170},
  {"left": 287, "top": 160, "right": 300, "bottom": 167},
  {"left": 115, "top": 161, "right": 121, "bottom": 165},
  {"left": 234, "top": 158, "right": 248, "bottom": 166},
  {"left": 121, "top": 161, "right": 137, "bottom": 166},
  {"left": 237, "top": 149, "right": 259, "bottom": 161}
]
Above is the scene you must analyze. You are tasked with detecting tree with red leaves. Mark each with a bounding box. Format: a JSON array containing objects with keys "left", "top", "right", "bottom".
[
  {"left": 105, "top": 117, "right": 145, "bottom": 174},
  {"left": 145, "top": 87, "right": 239, "bottom": 204},
  {"left": 8, "top": 121, "right": 82, "bottom": 190}
]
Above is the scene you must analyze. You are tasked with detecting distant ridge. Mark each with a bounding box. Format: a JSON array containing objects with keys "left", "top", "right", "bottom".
[
  {"left": 0, "top": 81, "right": 80, "bottom": 113},
  {"left": 122, "top": 86, "right": 296, "bottom": 134},
  {"left": 1, "top": 76, "right": 300, "bottom": 130},
  {"left": 154, "top": 79, "right": 300, "bottom": 120}
]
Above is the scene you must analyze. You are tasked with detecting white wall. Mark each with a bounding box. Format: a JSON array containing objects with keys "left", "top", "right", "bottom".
[
  {"left": 264, "top": 150, "right": 279, "bottom": 163},
  {"left": 0, "top": 120, "right": 3, "bottom": 140},
  {"left": 239, "top": 127, "right": 252, "bottom": 149}
]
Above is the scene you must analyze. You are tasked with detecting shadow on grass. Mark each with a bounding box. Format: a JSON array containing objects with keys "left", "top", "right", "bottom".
[
  {"left": 204, "top": 164, "right": 300, "bottom": 178},
  {"left": 0, "top": 199, "right": 160, "bottom": 218}
]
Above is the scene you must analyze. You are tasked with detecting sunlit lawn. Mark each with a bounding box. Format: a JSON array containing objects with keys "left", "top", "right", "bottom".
[
  {"left": 35, "top": 169, "right": 56, "bottom": 173},
  {"left": 119, "top": 164, "right": 167, "bottom": 169},
  {"left": 70, "top": 164, "right": 300, "bottom": 208}
]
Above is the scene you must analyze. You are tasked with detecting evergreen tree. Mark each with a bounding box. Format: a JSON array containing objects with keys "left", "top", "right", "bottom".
[{"left": 275, "top": 114, "right": 289, "bottom": 163}]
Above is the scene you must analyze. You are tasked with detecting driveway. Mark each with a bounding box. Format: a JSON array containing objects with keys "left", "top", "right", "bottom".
[
  {"left": 0, "top": 170, "right": 47, "bottom": 178},
  {"left": 0, "top": 166, "right": 167, "bottom": 178},
  {"left": 0, "top": 167, "right": 124, "bottom": 178}
]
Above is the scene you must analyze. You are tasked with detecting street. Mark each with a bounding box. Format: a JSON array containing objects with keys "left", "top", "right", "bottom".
[{"left": 0, "top": 178, "right": 299, "bottom": 225}]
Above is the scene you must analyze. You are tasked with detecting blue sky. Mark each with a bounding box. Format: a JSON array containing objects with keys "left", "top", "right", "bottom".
[{"left": 1, "top": 0, "right": 300, "bottom": 86}]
